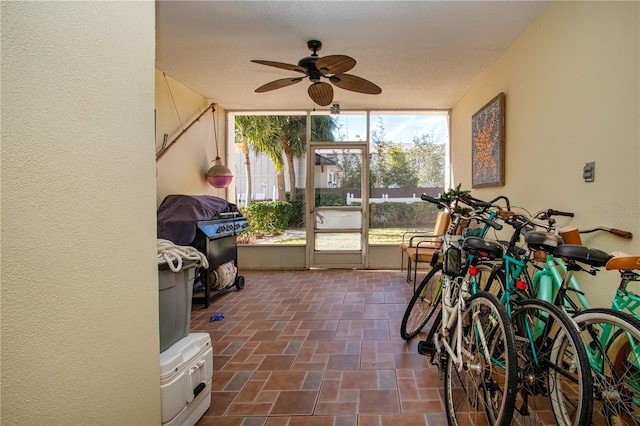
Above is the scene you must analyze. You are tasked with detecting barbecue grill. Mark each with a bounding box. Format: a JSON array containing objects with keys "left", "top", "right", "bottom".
[
  {"left": 191, "top": 212, "right": 249, "bottom": 307},
  {"left": 157, "top": 195, "right": 249, "bottom": 308}
]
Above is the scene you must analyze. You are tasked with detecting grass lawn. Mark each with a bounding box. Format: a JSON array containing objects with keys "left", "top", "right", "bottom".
[{"left": 260, "top": 227, "right": 435, "bottom": 245}]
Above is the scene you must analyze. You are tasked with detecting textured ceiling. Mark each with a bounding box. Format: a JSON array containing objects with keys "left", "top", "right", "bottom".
[{"left": 156, "top": 1, "right": 548, "bottom": 111}]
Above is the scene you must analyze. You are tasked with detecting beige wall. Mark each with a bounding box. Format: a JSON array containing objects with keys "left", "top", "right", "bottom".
[
  {"left": 1, "top": 2, "right": 159, "bottom": 424},
  {"left": 451, "top": 1, "right": 639, "bottom": 305},
  {"left": 155, "top": 70, "right": 228, "bottom": 206}
]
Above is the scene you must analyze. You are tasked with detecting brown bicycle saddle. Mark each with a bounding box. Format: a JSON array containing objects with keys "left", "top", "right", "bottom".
[{"left": 606, "top": 253, "right": 640, "bottom": 271}]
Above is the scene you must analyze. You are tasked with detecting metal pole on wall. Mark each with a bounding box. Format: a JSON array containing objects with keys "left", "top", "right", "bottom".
[{"left": 156, "top": 102, "right": 215, "bottom": 160}]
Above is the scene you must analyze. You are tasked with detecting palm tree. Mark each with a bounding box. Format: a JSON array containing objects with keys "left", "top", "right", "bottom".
[
  {"left": 235, "top": 114, "right": 336, "bottom": 202},
  {"left": 273, "top": 115, "right": 336, "bottom": 200},
  {"left": 234, "top": 115, "right": 280, "bottom": 206},
  {"left": 259, "top": 115, "right": 290, "bottom": 201}
]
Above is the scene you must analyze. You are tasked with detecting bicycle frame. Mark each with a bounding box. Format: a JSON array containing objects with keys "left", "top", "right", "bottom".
[
  {"left": 495, "top": 253, "right": 529, "bottom": 314},
  {"left": 531, "top": 252, "right": 640, "bottom": 322},
  {"left": 530, "top": 252, "right": 640, "bottom": 403},
  {"left": 438, "top": 275, "right": 467, "bottom": 369},
  {"left": 433, "top": 211, "right": 498, "bottom": 369},
  {"left": 531, "top": 255, "right": 591, "bottom": 311},
  {"left": 476, "top": 250, "right": 560, "bottom": 363},
  {"left": 415, "top": 209, "right": 496, "bottom": 299},
  {"left": 613, "top": 276, "right": 640, "bottom": 317},
  {"left": 415, "top": 194, "right": 511, "bottom": 371}
]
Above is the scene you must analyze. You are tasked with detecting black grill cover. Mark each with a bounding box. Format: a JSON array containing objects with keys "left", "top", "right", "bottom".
[{"left": 157, "top": 195, "right": 239, "bottom": 245}]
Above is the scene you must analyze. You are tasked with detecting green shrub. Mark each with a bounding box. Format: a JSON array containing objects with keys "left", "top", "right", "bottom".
[
  {"left": 315, "top": 192, "right": 345, "bottom": 207},
  {"left": 288, "top": 198, "right": 305, "bottom": 227},
  {"left": 245, "top": 201, "right": 293, "bottom": 236},
  {"left": 369, "top": 201, "right": 438, "bottom": 228}
]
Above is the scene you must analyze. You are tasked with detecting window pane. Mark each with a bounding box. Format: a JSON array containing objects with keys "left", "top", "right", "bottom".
[
  {"left": 232, "top": 113, "right": 307, "bottom": 245},
  {"left": 315, "top": 233, "right": 361, "bottom": 251},
  {"left": 311, "top": 112, "right": 367, "bottom": 142},
  {"left": 368, "top": 112, "right": 448, "bottom": 245},
  {"left": 314, "top": 209, "right": 362, "bottom": 230}
]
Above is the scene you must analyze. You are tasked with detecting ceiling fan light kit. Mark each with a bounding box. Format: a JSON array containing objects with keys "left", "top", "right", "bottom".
[{"left": 252, "top": 40, "right": 381, "bottom": 106}]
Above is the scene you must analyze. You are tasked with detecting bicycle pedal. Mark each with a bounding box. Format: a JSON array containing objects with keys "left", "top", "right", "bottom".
[{"left": 418, "top": 340, "right": 436, "bottom": 357}]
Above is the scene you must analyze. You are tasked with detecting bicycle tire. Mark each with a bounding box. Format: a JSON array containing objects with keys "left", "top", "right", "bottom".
[
  {"left": 400, "top": 263, "right": 443, "bottom": 340},
  {"left": 510, "top": 298, "right": 593, "bottom": 426},
  {"left": 475, "top": 262, "right": 500, "bottom": 295},
  {"left": 573, "top": 308, "right": 640, "bottom": 426},
  {"left": 484, "top": 264, "right": 534, "bottom": 301},
  {"left": 443, "top": 291, "right": 518, "bottom": 426}
]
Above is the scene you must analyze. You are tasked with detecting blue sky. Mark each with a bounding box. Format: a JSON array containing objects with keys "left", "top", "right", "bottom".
[{"left": 333, "top": 113, "right": 449, "bottom": 145}]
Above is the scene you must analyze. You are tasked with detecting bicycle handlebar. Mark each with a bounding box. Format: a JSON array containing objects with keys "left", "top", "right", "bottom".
[
  {"left": 459, "top": 194, "right": 491, "bottom": 208},
  {"left": 420, "top": 194, "right": 440, "bottom": 204},
  {"left": 422, "top": 192, "right": 632, "bottom": 241},
  {"left": 420, "top": 193, "right": 503, "bottom": 230},
  {"left": 547, "top": 209, "right": 574, "bottom": 218},
  {"left": 580, "top": 227, "right": 633, "bottom": 239},
  {"left": 487, "top": 195, "right": 511, "bottom": 210},
  {"left": 505, "top": 213, "right": 548, "bottom": 231},
  {"left": 480, "top": 217, "right": 503, "bottom": 231},
  {"left": 458, "top": 194, "right": 511, "bottom": 212},
  {"left": 607, "top": 228, "right": 633, "bottom": 239}
]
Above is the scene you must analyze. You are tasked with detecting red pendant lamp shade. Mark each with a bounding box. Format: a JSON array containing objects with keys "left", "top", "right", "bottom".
[
  {"left": 206, "top": 104, "right": 233, "bottom": 188},
  {"left": 207, "top": 157, "right": 233, "bottom": 188}
]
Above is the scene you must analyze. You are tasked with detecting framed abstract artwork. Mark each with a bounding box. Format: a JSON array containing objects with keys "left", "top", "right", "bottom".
[{"left": 472, "top": 92, "right": 505, "bottom": 188}]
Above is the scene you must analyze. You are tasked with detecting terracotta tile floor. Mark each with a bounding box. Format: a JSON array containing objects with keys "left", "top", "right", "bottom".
[{"left": 191, "top": 269, "right": 446, "bottom": 426}]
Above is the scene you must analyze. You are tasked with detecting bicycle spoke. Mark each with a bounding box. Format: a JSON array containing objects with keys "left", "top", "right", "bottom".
[
  {"left": 575, "top": 309, "right": 640, "bottom": 426},
  {"left": 511, "top": 299, "right": 592, "bottom": 426},
  {"left": 401, "top": 265, "right": 443, "bottom": 340},
  {"left": 444, "top": 292, "right": 517, "bottom": 426}
]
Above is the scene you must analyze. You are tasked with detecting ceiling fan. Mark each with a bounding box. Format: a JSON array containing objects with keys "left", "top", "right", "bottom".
[{"left": 251, "top": 40, "right": 382, "bottom": 106}]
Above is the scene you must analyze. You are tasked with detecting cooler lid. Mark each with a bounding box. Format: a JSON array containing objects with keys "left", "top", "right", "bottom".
[{"left": 159, "top": 333, "right": 211, "bottom": 380}]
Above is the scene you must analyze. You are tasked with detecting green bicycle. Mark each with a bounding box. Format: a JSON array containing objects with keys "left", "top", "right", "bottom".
[
  {"left": 447, "top": 196, "right": 594, "bottom": 426},
  {"left": 483, "top": 207, "right": 640, "bottom": 425}
]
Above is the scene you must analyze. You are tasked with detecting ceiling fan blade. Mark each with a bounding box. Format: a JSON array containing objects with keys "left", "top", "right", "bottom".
[
  {"left": 308, "top": 82, "right": 333, "bottom": 106},
  {"left": 255, "top": 77, "right": 304, "bottom": 93},
  {"left": 330, "top": 74, "right": 382, "bottom": 95},
  {"left": 251, "top": 60, "right": 306, "bottom": 74},
  {"left": 315, "top": 55, "right": 356, "bottom": 75}
]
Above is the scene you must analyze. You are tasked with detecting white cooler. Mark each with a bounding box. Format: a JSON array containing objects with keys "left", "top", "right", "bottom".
[{"left": 160, "top": 333, "right": 213, "bottom": 426}]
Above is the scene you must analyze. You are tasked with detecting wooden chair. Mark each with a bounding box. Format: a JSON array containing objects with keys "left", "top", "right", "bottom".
[{"left": 400, "top": 211, "right": 451, "bottom": 285}]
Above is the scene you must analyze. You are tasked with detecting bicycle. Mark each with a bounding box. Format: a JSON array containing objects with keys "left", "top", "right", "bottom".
[
  {"left": 470, "top": 200, "right": 639, "bottom": 425},
  {"left": 499, "top": 210, "right": 640, "bottom": 425},
  {"left": 400, "top": 194, "right": 508, "bottom": 340},
  {"left": 408, "top": 194, "right": 518, "bottom": 425},
  {"left": 451, "top": 196, "right": 594, "bottom": 426}
]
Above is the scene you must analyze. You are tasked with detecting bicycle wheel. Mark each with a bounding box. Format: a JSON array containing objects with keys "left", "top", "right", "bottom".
[
  {"left": 443, "top": 291, "right": 518, "bottom": 426},
  {"left": 484, "top": 265, "right": 534, "bottom": 301},
  {"left": 510, "top": 298, "right": 593, "bottom": 426},
  {"left": 574, "top": 308, "right": 640, "bottom": 426},
  {"left": 400, "top": 263, "right": 443, "bottom": 340},
  {"left": 475, "top": 262, "right": 501, "bottom": 296}
]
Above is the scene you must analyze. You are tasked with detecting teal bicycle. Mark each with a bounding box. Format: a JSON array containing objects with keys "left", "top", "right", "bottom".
[
  {"left": 447, "top": 196, "right": 594, "bottom": 426},
  {"left": 482, "top": 206, "right": 640, "bottom": 425},
  {"left": 415, "top": 193, "right": 592, "bottom": 425}
]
